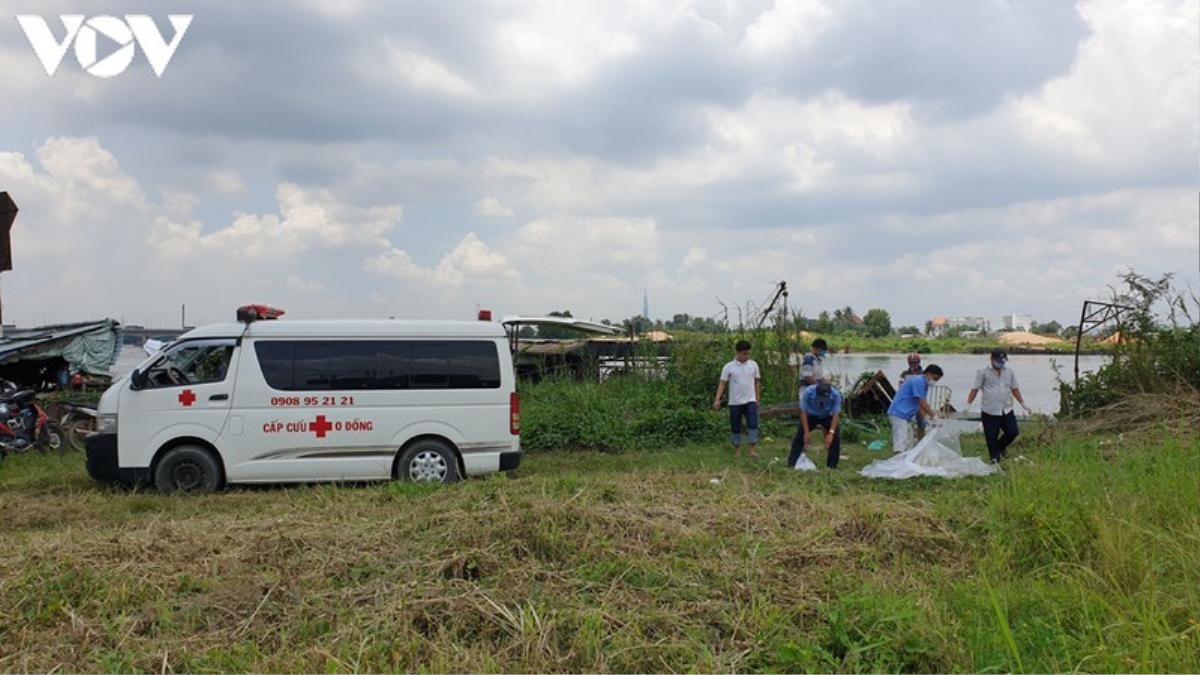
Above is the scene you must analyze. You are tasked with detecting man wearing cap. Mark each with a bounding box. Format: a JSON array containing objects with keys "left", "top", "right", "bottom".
[
  {"left": 788, "top": 381, "right": 842, "bottom": 469},
  {"left": 898, "top": 353, "right": 928, "bottom": 440},
  {"left": 966, "top": 349, "right": 1032, "bottom": 463}
]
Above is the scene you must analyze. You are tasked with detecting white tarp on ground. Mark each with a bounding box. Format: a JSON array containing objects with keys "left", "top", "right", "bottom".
[{"left": 860, "top": 423, "right": 999, "bottom": 479}]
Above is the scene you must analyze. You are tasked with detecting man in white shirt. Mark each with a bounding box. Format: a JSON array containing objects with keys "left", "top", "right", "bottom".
[
  {"left": 966, "top": 349, "right": 1032, "bottom": 463},
  {"left": 713, "top": 339, "right": 762, "bottom": 458}
]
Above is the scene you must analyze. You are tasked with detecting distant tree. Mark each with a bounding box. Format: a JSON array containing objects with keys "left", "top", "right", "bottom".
[
  {"left": 815, "top": 310, "right": 833, "bottom": 334},
  {"left": 517, "top": 326, "right": 537, "bottom": 338},
  {"left": 538, "top": 310, "right": 578, "bottom": 339},
  {"left": 621, "top": 315, "right": 653, "bottom": 335},
  {"left": 862, "top": 308, "right": 892, "bottom": 338},
  {"left": 1034, "top": 320, "right": 1062, "bottom": 335},
  {"left": 694, "top": 316, "right": 726, "bottom": 333},
  {"left": 896, "top": 325, "right": 920, "bottom": 336},
  {"left": 924, "top": 320, "right": 934, "bottom": 336},
  {"left": 832, "top": 306, "right": 864, "bottom": 333},
  {"left": 1061, "top": 325, "right": 1080, "bottom": 339}
]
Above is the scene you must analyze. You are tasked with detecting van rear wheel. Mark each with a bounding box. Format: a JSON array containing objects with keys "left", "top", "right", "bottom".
[
  {"left": 396, "top": 440, "right": 460, "bottom": 484},
  {"left": 154, "top": 445, "right": 222, "bottom": 493}
]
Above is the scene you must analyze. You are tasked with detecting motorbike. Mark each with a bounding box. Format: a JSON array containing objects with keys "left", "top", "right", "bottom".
[
  {"left": 60, "top": 402, "right": 98, "bottom": 452},
  {"left": 0, "top": 390, "right": 65, "bottom": 455}
]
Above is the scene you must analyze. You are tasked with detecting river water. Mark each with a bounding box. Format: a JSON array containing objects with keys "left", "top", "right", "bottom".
[
  {"left": 812, "top": 352, "right": 1107, "bottom": 414},
  {"left": 111, "top": 346, "right": 1106, "bottom": 415}
]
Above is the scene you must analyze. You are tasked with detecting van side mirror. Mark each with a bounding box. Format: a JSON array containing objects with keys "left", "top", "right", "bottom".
[{"left": 130, "top": 368, "right": 147, "bottom": 390}]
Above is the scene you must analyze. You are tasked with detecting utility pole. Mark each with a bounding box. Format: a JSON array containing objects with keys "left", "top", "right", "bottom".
[
  {"left": 0, "top": 192, "right": 19, "bottom": 339},
  {"left": 181, "top": 304, "right": 186, "bottom": 329}
]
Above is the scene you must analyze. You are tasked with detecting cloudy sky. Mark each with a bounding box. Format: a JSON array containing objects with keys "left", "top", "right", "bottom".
[{"left": 0, "top": 0, "right": 1196, "bottom": 329}]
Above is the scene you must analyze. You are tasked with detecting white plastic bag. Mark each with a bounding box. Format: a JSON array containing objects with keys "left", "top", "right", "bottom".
[
  {"left": 860, "top": 422, "right": 998, "bottom": 479},
  {"left": 793, "top": 453, "right": 817, "bottom": 471}
]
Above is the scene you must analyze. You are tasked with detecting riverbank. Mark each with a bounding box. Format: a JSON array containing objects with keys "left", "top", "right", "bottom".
[
  {"left": 665, "top": 330, "right": 1109, "bottom": 355},
  {"left": 1, "top": 421, "right": 1196, "bottom": 672}
]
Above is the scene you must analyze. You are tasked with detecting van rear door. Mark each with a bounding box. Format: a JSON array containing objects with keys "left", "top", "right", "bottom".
[{"left": 118, "top": 339, "right": 237, "bottom": 467}]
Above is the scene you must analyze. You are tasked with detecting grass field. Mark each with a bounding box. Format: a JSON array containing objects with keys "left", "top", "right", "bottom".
[{"left": 1, "top": 425, "right": 1197, "bottom": 673}]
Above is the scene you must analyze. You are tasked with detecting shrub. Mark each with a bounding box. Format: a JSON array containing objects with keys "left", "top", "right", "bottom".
[{"left": 1060, "top": 271, "right": 1200, "bottom": 416}]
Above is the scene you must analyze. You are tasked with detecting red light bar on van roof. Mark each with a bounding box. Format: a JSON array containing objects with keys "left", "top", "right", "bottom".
[
  {"left": 478, "top": 309, "right": 493, "bottom": 321},
  {"left": 237, "top": 304, "right": 285, "bottom": 323}
]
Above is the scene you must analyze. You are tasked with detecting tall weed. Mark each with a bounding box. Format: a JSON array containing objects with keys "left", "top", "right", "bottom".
[{"left": 521, "top": 326, "right": 809, "bottom": 451}]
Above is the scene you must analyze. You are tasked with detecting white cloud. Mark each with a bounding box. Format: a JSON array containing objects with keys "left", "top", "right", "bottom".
[
  {"left": 512, "top": 216, "right": 661, "bottom": 271},
  {"left": 150, "top": 183, "right": 401, "bottom": 260},
  {"left": 742, "top": 0, "right": 834, "bottom": 56},
  {"left": 473, "top": 196, "right": 514, "bottom": 218},
  {"left": 284, "top": 274, "right": 326, "bottom": 293},
  {"left": 367, "top": 233, "right": 517, "bottom": 288},
  {"left": 209, "top": 169, "right": 247, "bottom": 195},
  {"left": 682, "top": 246, "right": 708, "bottom": 269},
  {"left": 1, "top": 1, "right": 1196, "bottom": 328},
  {"left": 490, "top": 4, "right": 642, "bottom": 91},
  {"left": 385, "top": 42, "right": 479, "bottom": 98},
  {"left": 1006, "top": 0, "right": 1199, "bottom": 170},
  {"left": 1, "top": 137, "right": 148, "bottom": 259}
]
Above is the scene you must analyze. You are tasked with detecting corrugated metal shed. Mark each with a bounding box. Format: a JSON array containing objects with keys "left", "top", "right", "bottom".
[{"left": 0, "top": 320, "right": 122, "bottom": 377}]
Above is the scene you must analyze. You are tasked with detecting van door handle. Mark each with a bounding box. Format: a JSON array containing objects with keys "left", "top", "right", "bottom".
[{"left": 209, "top": 394, "right": 229, "bottom": 401}]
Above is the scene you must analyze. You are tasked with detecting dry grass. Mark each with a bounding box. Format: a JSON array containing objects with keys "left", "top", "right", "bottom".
[
  {"left": 1042, "top": 388, "right": 1200, "bottom": 443},
  {"left": 1, "top": 426, "right": 1197, "bottom": 673}
]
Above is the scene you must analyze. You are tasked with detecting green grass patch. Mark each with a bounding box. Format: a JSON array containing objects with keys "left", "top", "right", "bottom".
[{"left": 0, "top": 425, "right": 1196, "bottom": 672}]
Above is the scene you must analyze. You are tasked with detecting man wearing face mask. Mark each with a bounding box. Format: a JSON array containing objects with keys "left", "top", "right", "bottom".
[
  {"left": 789, "top": 381, "right": 843, "bottom": 469},
  {"left": 887, "top": 364, "right": 944, "bottom": 453},
  {"left": 898, "top": 353, "right": 928, "bottom": 440},
  {"left": 799, "top": 337, "right": 829, "bottom": 392},
  {"left": 965, "top": 349, "right": 1032, "bottom": 463}
]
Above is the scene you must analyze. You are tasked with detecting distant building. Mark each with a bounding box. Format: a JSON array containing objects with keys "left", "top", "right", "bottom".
[
  {"left": 927, "top": 317, "right": 949, "bottom": 337},
  {"left": 949, "top": 316, "right": 991, "bottom": 333},
  {"left": 1003, "top": 313, "right": 1034, "bottom": 332},
  {"left": 642, "top": 289, "right": 650, "bottom": 320}
]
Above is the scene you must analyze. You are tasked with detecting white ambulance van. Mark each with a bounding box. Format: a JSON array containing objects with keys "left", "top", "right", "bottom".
[{"left": 86, "top": 306, "right": 521, "bottom": 492}]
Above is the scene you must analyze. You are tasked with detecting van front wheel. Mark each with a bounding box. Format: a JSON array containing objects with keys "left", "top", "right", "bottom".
[
  {"left": 396, "top": 440, "right": 460, "bottom": 484},
  {"left": 155, "top": 445, "right": 222, "bottom": 493}
]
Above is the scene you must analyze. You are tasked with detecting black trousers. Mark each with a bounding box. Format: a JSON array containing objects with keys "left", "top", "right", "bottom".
[
  {"left": 788, "top": 415, "right": 841, "bottom": 468},
  {"left": 981, "top": 411, "right": 1020, "bottom": 461}
]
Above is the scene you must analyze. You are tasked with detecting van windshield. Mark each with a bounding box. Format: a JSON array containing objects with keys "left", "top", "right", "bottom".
[{"left": 144, "top": 341, "right": 235, "bottom": 388}]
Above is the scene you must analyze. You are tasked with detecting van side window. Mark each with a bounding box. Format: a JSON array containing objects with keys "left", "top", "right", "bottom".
[
  {"left": 293, "top": 343, "right": 331, "bottom": 390},
  {"left": 410, "top": 342, "right": 448, "bottom": 389},
  {"left": 145, "top": 342, "right": 235, "bottom": 389},
  {"left": 254, "top": 340, "right": 500, "bottom": 391},
  {"left": 449, "top": 341, "right": 502, "bottom": 388},
  {"left": 255, "top": 341, "right": 294, "bottom": 389},
  {"left": 330, "top": 342, "right": 377, "bottom": 390},
  {"left": 376, "top": 342, "right": 410, "bottom": 389}
]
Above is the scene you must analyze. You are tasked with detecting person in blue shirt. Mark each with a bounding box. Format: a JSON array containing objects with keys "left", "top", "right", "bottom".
[
  {"left": 788, "top": 381, "right": 842, "bottom": 469},
  {"left": 799, "top": 338, "right": 829, "bottom": 389},
  {"left": 887, "top": 364, "right": 943, "bottom": 453},
  {"left": 898, "top": 352, "right": 928, "bottom": 441}
]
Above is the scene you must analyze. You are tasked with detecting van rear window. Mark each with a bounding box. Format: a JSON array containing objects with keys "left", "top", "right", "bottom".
[{"left": 254, "top": 340, "right": 501, "bottom": 391}]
